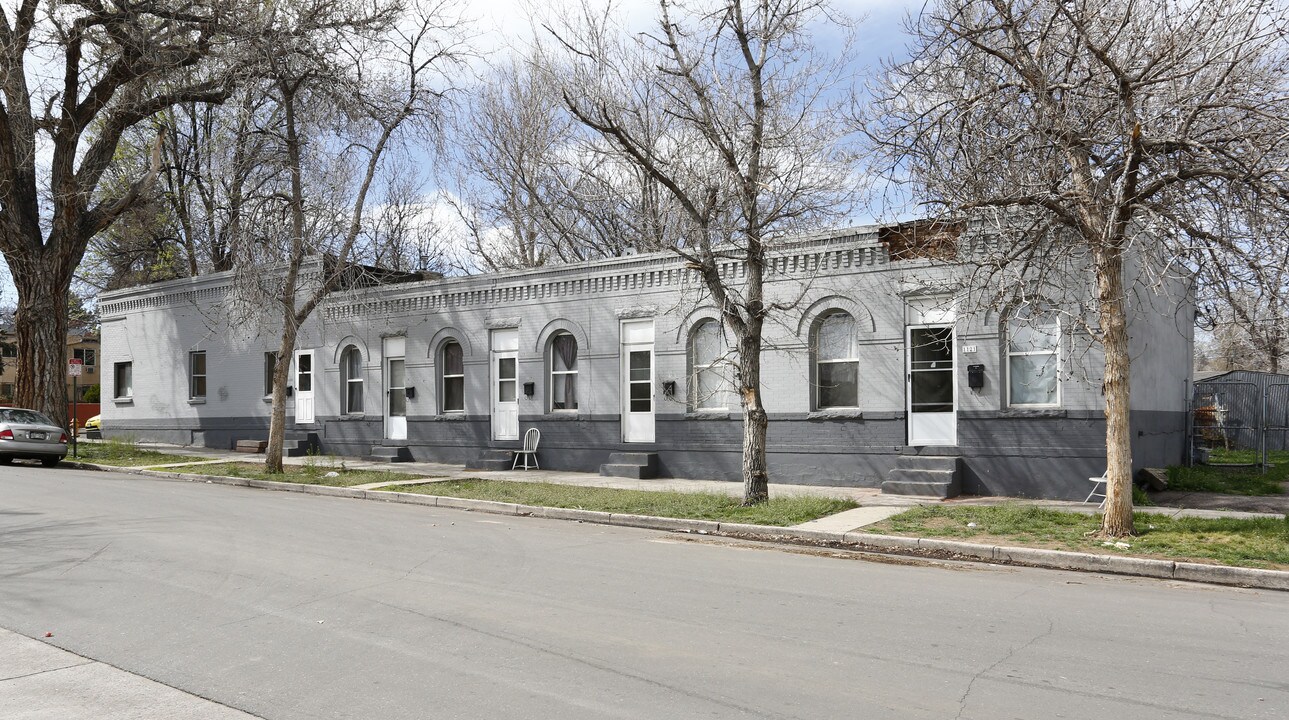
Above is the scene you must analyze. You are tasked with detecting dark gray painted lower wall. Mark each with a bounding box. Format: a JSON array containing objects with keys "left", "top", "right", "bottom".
[{"left": 105, "top": 408, "right": 1188, "bottom": 501}]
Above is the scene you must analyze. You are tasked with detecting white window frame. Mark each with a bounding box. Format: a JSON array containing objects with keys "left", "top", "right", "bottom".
[
  {"left": 114, "top": 362, "right": 133, "bottom": 399},
  {"left": 1006, "top": 312, "right": 1062, "bottom": 408},
  {"left": 690, "top": 320, "right": 728, "bottom": 411},
  {"left": 188, "top": 351, "right": 206, "bottom": 399},
  {"left": 814, "top": 311, "right": 859, "bottom": 409},
  {"left": 341, "top": 345, "right": 364, "bottom": 415},
  {"left": 440, "top": 340, "right": 464, "bottom": 414},
  {"left": 549, "top": 332, "right": 578, "bottom": 413}
]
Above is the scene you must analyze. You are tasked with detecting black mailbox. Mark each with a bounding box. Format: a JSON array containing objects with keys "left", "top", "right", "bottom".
[
  {"left": 285, "top": 385, "right": 294, "bottom": 397},
  {"left": 967, "top": 364, "right": 985, "bottom": 390},
  {"left": 662, "top": 380, "right": 676, "bottom": 399},
  {"left": 523, "top": 381, "right": 535, "bottom": 397},
  {"left": 405, "top": 386, "right": 416, "bottom": 400}
]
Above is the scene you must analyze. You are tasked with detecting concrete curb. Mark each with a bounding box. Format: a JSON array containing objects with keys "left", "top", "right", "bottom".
[{"left": 70, "top": 462, "right": 1289, "bottom": 592}]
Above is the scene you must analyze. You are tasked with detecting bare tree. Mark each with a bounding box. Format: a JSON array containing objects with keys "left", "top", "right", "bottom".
[
  {"left": 0, "top": 0, "right": 251, "bottom": 425},
  {"left": 363, "top": 158, "right": 452, "bottom": 274},
  {"left": 548, "top": 0, "right": 859, "bottom": 503},
  {"left": 867, "top": 0, "right": 1289, "bottom": 535},
  {"left": 223, "top": 0, "right": 467, "bottom": 472},
  {"left": 1196, "top": 208, "right": 1289, "bottom": 373},
  {"left": 446, "top": 53, "right": 679, "bottom": 271}
]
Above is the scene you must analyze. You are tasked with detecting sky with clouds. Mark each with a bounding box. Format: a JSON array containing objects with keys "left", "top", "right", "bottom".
[{"left": 1, "top": 0, "right": 929, "bottom": 308}]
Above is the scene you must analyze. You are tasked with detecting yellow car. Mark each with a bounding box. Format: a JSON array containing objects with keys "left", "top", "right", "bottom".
[{"left": 83, "top": 414, "right": 101, "bottom": 431}]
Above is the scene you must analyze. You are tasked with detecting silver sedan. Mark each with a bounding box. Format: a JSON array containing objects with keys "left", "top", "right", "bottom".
[{"left": 0, "top": 408, "right": 68, "bottom": 467}]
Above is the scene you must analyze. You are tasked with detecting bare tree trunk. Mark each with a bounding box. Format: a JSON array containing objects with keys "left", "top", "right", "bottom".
[
  {"left": 1096, "top": 246, "right": 1134, "bottom": 536},
  {"left": 738, "top": 320, "right": 769, "bottom": 504},
  {"left": 265, "top": 321, "right": 299, "bottom": 474},
  {"left": 11, "top": 251, "right": 73, "bottom": 428}
]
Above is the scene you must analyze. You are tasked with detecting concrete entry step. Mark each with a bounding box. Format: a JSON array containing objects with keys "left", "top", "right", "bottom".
[
  {"left": 896, "top": 455, "right": 961, "bottom": 472},
  {"left": 600, "top": 452, "right": 658, "bottom": 479},
  {"left": 284, "top": 432, "right": 323, "bottom": 458},
  {"left": 884, "top": 451, "right": 962, "bottom": 498},
  {"left": 465, "top": 449, "right": 514, "bottom": 471},
  {"left": 880, "top": 479, "right": 960, "bottom": 499},
  {"left": 365, "top": 445, "right": 412, "bottom": 463},
  {"left": 234, "top": 440, "right": 266, "bottom": 454}
]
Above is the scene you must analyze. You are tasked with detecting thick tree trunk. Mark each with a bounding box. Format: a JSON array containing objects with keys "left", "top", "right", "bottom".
[
  {"left": 12, "top": 254, "right": 74, "bottom": 429},
  {"left": 738, "top": 323, "right": 770, "bottom": 505},
  {"left": 1096, "top": 246, "right": 1134, "bottom": 537},
  {"left": 265, "top": 320, "right": 300, "bottom": 474}
]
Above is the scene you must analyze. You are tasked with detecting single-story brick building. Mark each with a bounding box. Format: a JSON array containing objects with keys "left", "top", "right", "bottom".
[{"left": 98, "top": 220, "right": 1193, "bottom": 499}]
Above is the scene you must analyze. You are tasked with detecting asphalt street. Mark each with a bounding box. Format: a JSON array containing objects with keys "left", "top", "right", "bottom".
[{"left": 2, "top": 465, "right": 1287, "bottom": 719}]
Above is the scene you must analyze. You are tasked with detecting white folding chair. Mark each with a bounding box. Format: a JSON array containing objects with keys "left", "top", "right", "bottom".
[
  {"left": 1085, "top": 471, "right": 1107, "bottom": 509},
  {"left": 512, "top": 428, "right": 540, "bottom": 470}
]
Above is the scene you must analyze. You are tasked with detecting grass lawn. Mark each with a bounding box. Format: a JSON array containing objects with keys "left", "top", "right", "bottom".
[
  {"left": 1167, "top": 461, "right": 1288, "bottom": 496},
  {"left": 380, "top": 479, "right": 857, "bottom": 526},
  {"left": 865, "top": 504, "right": 1289, "bottom": 569},
  {"left": 73, "top": 441, "right": 207, "bottom": 467},
  {"left": 1207, "top": 448, "right": 1289, "bottom": 465},
  {"left": 188, "top": 462, "right": 427, "bottom": 487}
]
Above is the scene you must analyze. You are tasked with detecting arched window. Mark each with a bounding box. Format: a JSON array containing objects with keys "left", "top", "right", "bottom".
[
  {"left": 1007, "top": 308, "right": 1060, "bottom": 406},
  {"left": 814, "top": 311, "right": 858, "bottom": 409},
  {"left": 691, "top": 320, "right": 727, "bottom": 410},
  {"left": 440, "top": 340, "right": 464, "bottom": 413},
  {"left": 550, "top": 332, "right": 578, "bottom": 411},
  {"left": 340, "top": 345, "right": 363, "bottom": 414}
]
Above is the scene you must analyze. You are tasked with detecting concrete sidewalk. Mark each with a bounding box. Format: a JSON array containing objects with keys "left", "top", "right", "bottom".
[
  {"left": 87, "top": 442, "right": 1286, "bottom": 533},
  {"left": 0, "top": 629, "right": 258, "bottom": 719}
]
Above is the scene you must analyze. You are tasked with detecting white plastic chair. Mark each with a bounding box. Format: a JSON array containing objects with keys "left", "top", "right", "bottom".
[
  {"left": 1085, "top": 471, "right": 1107, "bottom": 509},
  {"left": 512, "top": 428, "right": 540, "bottom": 470}
]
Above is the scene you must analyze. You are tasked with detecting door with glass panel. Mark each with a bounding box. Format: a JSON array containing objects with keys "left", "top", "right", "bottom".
[
  {"left": 491, "top": 329, "right": 519, "bottom": 441},
  {"left": 384, "top": 337, "right": 407, "bottom": 441},
  {"left": 906, "top": 325, "right": 956, "bottom": 445},
  {"left": 621, "top": 320, "right": 655, "bottom": 443},
  {"left": 294, "top": 350, "right": 315, "bottom": 424}
]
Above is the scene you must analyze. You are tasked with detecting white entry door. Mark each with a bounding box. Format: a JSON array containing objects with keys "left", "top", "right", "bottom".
[
  {"left": 621, "top": 320, "right": 655, "bottom": 443},
  {"left": 384, "top": 337, "right": 407, "bottom": 441},
  {"left": 294, "top": 350, "right": 315, "bottom": 424},
  {"left": 907, "top": 325, "right": 957, "bottom": 445},
  {"left": 491, "top": 329, "right": 519, "bottom": 441}
]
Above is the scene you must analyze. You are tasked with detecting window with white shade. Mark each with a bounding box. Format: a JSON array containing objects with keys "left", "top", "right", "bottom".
[
  {"left": 340, "top": 345, "right": 363, "bottom": 414},
  {"left": 440, "top": 340, "right": 464, "bottom": 413},
  {"left": 690, "top": 320, "right": 728, "bottom": 410},
  {"left": 188, "top": 351, "right": 206, "bottom": 399},
  {"left": 550, "top": 333, "right": 578, "bottom": 411},
  {"left": 1007, "top": 309, "right": 1061, "bottom": 406},
  {"left": 813, "top": 312, "right": 858, "bottom": 409}
]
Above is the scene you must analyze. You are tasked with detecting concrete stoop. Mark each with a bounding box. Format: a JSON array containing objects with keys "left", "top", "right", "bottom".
[
  {"left": 465, "top": 449, "right": 515, "bottom": 471},
  {"left": 284, "top": 432, "right": 323, "bottom": 458},
  {"left": 365, "top": 445, "right": 413, "bottom": 463},
  {"left": 600, "top": 452, "right": 658, "bottom": 479},
  {"left": 236, "top": 432, "right": 321, "bottom": 457},
  {"left": 883, "top": 450, "right": 961, "bottom": 498}
]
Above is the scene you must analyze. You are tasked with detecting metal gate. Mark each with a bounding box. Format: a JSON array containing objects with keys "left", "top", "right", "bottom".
[{"left": 1188, "top": 380, "right": 1289, "bottom": 470}]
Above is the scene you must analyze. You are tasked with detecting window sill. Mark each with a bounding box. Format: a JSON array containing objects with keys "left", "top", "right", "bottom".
[
  {"left": 542, "top": 411, "right": 580, "bottom": 420},
  {"left": 429, "top": 413, "right": 467, "bottom": 421},
  {"left": 188, "top": 398, "right": 206, "bottom": 405},
  {"left": 999, "top": 407, "right": 1066, "bottom": 418},
  {"left": 113, "top": 397, "right": 134, "bottom": 405},
  {"left": 685, "top": 410, "right": 732, "bottom": 420},
  {"left": 338, "top": 413, "right": 366, "bottom": 421},
  {"left": 807, "top": 408, "right": 863, "bottom": 420}
]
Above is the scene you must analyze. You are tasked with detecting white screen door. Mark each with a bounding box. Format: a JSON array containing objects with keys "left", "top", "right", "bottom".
[
  {"left": 907, "top": 325, "right": 957, "bottom": 445},
  {"left": 491, "top": 329, "right": 519, "bottom": 441},
  {"left": 294, "top": 350, "right": 314, "bottom": 424},
  {"left": 621, "top": 320, "right": 655, "bottom": 443},
  {"left": 384, "top": 337, "right": 407, "bottom": 441}
]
